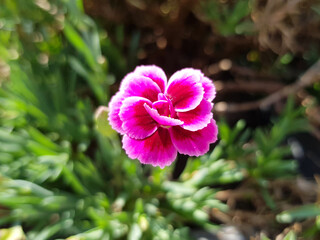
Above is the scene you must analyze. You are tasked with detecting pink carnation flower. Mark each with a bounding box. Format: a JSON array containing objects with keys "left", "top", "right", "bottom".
[{"left": 108, "top": 65, "right": 218, "bottom": 168}]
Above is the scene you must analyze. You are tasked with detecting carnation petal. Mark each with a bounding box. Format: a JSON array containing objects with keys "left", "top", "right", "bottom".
[
  {"left": 169, "top": 119, "right": 218, "bottom": 156},
  {"left": 178, "top": 99, "right": 213, "bottom": 131},
  {"left": 202, "top": 77, "right": 216, "bottom": 101},
  {"left": 119, "top": 97, "right": 158, "bottom": 139},
  {"left": 134, "top": 65, "right": 167, "bottom": 92},
  {"left": 166, "top": 68, "right": 204, "bottom": 112},
  {"left": 122, "top": 128, "right": 177, "bottom": 168},
  {"left": 120, "top": 74, "right": 161, "bottom": 102},
  {"left": 144, "top": 104, "right": 183, "bottom": 127},
  {"left": 108, "top": 92, "right": 126, "bottom": 134}
]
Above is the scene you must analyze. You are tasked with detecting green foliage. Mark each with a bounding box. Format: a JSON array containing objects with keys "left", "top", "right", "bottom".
[
  {"left": 277, "top": 204, "right": 320, "bottom": 224},
  {"left": 218, "top": 102, "right": 307, "bottom": 181},
  {"left": 214, "top": 97, "right": 309, "bottom": 208},
  {"left": 199, "top": 0, "right": 254, "bottom": 36},
  {"left": 276, "top": 202, "right": 320, "bottom": 238}
]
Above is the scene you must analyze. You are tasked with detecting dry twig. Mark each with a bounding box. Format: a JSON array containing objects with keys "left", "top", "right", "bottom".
[{"left": 215, "top": 60, "right": 320, "bottom": 113}]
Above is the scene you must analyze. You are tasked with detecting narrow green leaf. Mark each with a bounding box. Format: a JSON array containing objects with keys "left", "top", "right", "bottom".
[
  {"left": 64, "top": 22, "right": 96, "bottom": 70},
  {"left": 283, "top": 231, "right": 297, "bottom": 240},
  {"left": 128, "top": 223, "right": 142, "bottom": 240},
  {"left": 277, "top": 204, "right": 320, "bottom": 223}
]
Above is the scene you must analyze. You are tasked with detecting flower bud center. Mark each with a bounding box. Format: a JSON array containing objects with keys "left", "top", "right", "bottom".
[
  {"left": 152, "top": 100, "right": 171, "bottom": 117},
  {"left": 152, "top": 93, "right": 175, "bottom": 118}
]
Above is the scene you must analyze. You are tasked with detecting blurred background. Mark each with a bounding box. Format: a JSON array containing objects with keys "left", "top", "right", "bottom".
[{"left": 0, "top": 0, "right": 320, "bottom": 239}]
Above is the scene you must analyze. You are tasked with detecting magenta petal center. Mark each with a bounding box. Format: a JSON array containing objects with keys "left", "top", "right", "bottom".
[
  {"left": 144, "top": 103, "right": 183, "bottom": 128},
  {"left": 152, "top": 100, "right": 170, "bottom": 117}
]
